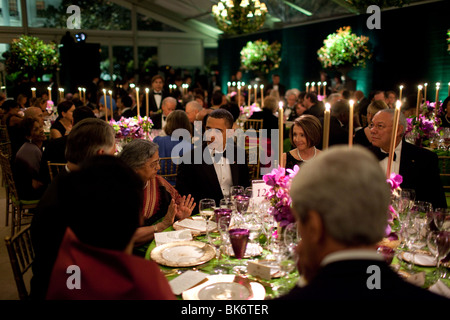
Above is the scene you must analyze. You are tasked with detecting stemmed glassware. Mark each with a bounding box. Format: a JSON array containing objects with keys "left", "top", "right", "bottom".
[
  {"left": 433, "top": 208, "right": 450, "bottom": 231},
  {"left": 212, "top": 210, "right": 233, "bottom": 273},
  {"left": 427, "top": 231, "right": 450, "bottom": 280},
  {"left": 199, "top": 198, "right": 216, "bottom": 243},
  {"left": 228, "top": 228, "right": 250, "bottom": 273},
  {"left": 230, "top": 185, "right": 244, "bottom": 201}
]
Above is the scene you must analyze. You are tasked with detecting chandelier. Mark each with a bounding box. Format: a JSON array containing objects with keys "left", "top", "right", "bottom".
[{"left": 212, "top": 0, "right": 268, "bottom": 35}]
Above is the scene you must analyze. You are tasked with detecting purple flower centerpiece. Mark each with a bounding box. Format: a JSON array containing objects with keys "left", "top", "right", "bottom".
[
  {"left": 406, "top": 101, "right": 443, "bottom": 148},
  {"left": 263, "top": 165, "right": 300, "bottom": 236},
  {"left": 110, "top": 116, "right": 153, "bottom": 151},
  {"left": 385, "top": 172, "right": 403, "bottom": 240}
]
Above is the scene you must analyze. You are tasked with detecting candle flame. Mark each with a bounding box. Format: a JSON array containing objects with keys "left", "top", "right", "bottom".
[
  {"left": 349, "top": 99, "right": 354, "bottom": 107},
  {"left": 145, "top": 88, "right": 149, "bottom": 93},
  {"left": 399, "top": 85, "right": 403, "bottom": 89},
  {"left": 418, "top": 85, "right": 423, "bottom": 90},
  {"left": 325, "top": 103, "right": 331, "bottom": 111},
  {"left": 396, "top": 100, "right": 401, "bottom": 109}
]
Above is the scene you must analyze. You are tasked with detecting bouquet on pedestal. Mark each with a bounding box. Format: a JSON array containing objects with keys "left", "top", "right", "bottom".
[{"left": 110, "top": 116, "right": 153, "bottom": 151}]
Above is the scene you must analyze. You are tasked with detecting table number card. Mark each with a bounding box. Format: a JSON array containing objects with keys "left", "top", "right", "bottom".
[{"left": 252, "top": 180, "right": 268, "bottom": 205}]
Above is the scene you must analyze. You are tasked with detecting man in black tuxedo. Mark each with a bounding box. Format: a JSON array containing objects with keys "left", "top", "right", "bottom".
[
  {"left": 370, "top": 109, "right": 446, "bottom": 209},
  {"left": 176, "top": 109, "right": 250, "bottom": 213},
  {"left": 265, "top": 74, "right": 286, "bottom": 98},
  {"left": 302, "top": 92, "right": 324, "bottom": 120},
  {"left": 150, "top": 97, "right": 177, "bottom": 130},
  {"left": 277, "top": 146, "right": 447, "bottom": 301},
  {"left": 145, "top": 75, "right": 168, "bottom": 115}
]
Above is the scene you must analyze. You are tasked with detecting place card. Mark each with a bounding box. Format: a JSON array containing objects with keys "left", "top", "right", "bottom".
[
  {"left": 251, "top": 180, "right": 268, "bottom": 205},
  {"left": 175, "top": 218, "right": 216, "bottom": 232},
  {"left": 169, "top": 270, "right": 208, "bottom": 295},
  {"left": 405, "top": 271, "right": 426, "bottom": 287},
  {"left": 247, "top": 260, "right": 273, "bottom": 280},
  {"left": 154, "top": 230, "right": 192, "bottom": 247}
]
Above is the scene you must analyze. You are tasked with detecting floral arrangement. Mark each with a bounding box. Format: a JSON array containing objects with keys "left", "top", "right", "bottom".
[
  {"left": 109, "top": 116, "right": 153, "bottom": 143},
  {"left": 405, "top": 101, "right": 443, "bottom": 147},
  {"left": 240, "top": 40, "right": 281, "bottom": 74},
  {"left": 240, "top": 103, "right": 262, "bottom": 118},
  {"left": 2, "top": 35, "right": 59, "bottom": 77},
  {"left": 385, "top": 173, "right": 403, "bottom": 239},
  {"left": 317, "top": 26, "right": 372, "bottom": 69},
  {"left": 263, "top": 165, "right": 300, "bottom": 228}
]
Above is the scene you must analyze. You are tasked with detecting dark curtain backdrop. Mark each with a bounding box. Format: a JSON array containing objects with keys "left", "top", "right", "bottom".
[{"left": 218, "top": 1, "right": 450, "bottom": 100}]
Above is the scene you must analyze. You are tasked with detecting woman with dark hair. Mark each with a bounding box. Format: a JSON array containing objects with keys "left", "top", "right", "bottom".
[
  {"left": 439, "top": 96, "right": 450, "bottom": 128},
  {"left": 283, "top": 114, "right": 322, "bottom": 170},
  {"left": 50, "top": 100, "right": 75, "bottom": 139},
  {"left": 14, "top": 117, "right": 47, "bottom": 200}
]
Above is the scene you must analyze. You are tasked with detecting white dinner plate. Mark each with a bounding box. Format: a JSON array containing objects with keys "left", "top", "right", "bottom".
[
  {"left": 173, "top": 216, "right": 217, "bottom": 236},
  {"left": 182, "top": 275, "right": 265, "bottom": 300},
  {"left": 151, "top": 241, "right": 216, "bottom": 267},
  {"left": 401, "top": 252, "right": 437, "bottom": 267}
]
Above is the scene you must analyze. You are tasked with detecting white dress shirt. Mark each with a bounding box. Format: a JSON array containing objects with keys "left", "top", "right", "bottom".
[
  {"left": 154, "top": 92, "right": 162, "bottom": 109},
  {"left": 209, "top": 147, "right": 232, "bottom": 198},
  {"left": 379, "top": 140, "right": 403, "bottom": 176}
]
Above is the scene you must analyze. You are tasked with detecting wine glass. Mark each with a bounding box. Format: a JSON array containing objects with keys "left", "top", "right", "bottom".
[
  {"left": 199, "top": 198, "right": 216, "bottom": 242},
  {"left": 433, "top": 208, "right": 450, "bottom": 231},
  {"left": 233, "top": 195, "right": 250, "bottom": 228},
  {"left": 230, "top": 185, "right": 244, "bottom": 201},
  {"left": 212, "top": 213, "right": 233, "bottom": 273},
  {"left": 428, "top": 231, "right": 450, "bottom": 280},
  {"left": 228, "top": 228, "right": 250, "bottom": 273}
]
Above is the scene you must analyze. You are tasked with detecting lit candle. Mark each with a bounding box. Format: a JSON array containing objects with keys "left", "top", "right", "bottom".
[
  {"left": 399, "top": 85, "right": 403, "bottom": 101},
  {"left": 227, "top": 82, "right": 231, "bottom": 94},
  {"left": 82, "top": 88, "right": 86, "bottom": 103},
  {"left": 145, "top": 88, "right": 149, "bottom": 118},
  {"left": 78, "top": 87, "right": 82, "bottom": 99},
  {"left": 248, "top": 85, "right": 251, "bottom": 106},
  {"left": 306, "top": 82, "right": 310, "bottom": 93},
  {"left": 136, "top": 87, "right": 140, "bottom": 117},
  {"left": 169, "top": 84, "right": 173, "bottom": 93},
  {"left": 416, "top": 85, "right": 422, "bottom": 117},
  {"left": 237, "top": 83, "right": 241, "bottom": 106},
  {"left": 318, "top": 82, "right": 322, "bottom": 95},
  {"left": 349, "top": 100, "right": 354, "bottom": 147},
  {"left": 254, "top": 84, "right": 258, "bottom": 105},
  {"left": 436, "top": 82, "right": 440, "bottom": 104},
  {"left": 387, "top": 101, "right": 401, "bottom": 178},
  {"left": 323, "top": 81, "right": 327, "bottom": 97},
  {"left": 48, "top": 87, "right": 52, "bottom": 102},
  {"left": 109, "top": 90, "right": 113, "bottom": 121},
  {"left": 103, "top": 89, "right": 108, "bottom": 122},
  {"left": 424, "top": 83, "right": 428, "bottom": 102},
  {"left": 279, "top": 101, "right": 284, "bottom": 167},
  {"left": 448, "top": 82, "right": 450, "bottom": 97},
  {"left": 323, "top": 103, "right": 331, "bottom": 150},
  {"left": 31, "top": 87, "right": 36, "bottom": 98},
  {"left": 260, "top": 84, "right": 264, "bottom": 107}
]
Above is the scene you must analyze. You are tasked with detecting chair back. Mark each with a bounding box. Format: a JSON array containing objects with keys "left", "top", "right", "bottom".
[
  {"left": 47, "top": 161, "right": 67, "bottom": 181},
  {"left": 5, "top": 225, "right": 34, "bottom": 300},
  {"left": 243, "top": 119, "right": 264, "bottom": 131},
  {"left": 0, "top": 151, "right": 20, "bottom": 201},
  {"left": 0, "top": 124, "right": 10, "bottom": 143},
  {"left": 158, "top": 157, "right": 180, "bottom": 185}
]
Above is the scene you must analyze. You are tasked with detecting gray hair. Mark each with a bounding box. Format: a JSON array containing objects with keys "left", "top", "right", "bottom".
[
  {"left": 118, "top": 139, "right": 159, "bottom": 170},
  {"left": 285, "top": 89, "right": 300, "bottom": 99},
  {"left": 290, "top": 145, "right": 390, "bottom": 246},
  {"left": 375, "top": 108, "right": 407, "bottom": 135},
  {"left": 162, "top": 96, "right": 177, "bottom": 108},
  {"left": 186, "top": 100, "right": 202, "bottom": 112},
  {"left": 65, "top": 118, "right": 115, "bottom": 165}
]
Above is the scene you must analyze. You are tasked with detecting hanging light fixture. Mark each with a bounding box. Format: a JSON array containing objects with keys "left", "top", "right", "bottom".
[{"left": 212, "top": 0, "right": 268, "bottom": 35}]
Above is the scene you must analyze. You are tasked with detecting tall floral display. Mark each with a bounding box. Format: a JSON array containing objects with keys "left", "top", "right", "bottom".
[
  {"left": 240, "top": 40, "right": 281, "bottom": 74},
  {"left": 110, "top": 116, "right": 153, "bottom": 152},
  {"left": 317, "top": 26, "right": 372, "bottom": 70}
]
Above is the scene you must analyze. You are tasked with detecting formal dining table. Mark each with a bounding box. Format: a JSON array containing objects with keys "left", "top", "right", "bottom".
[{"left": 143, "top": 217, "right": 300, "bottom": 300}]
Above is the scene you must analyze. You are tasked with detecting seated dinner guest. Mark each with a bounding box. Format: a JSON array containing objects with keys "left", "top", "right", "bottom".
[
  {"left": 369, "top": 109, "right": 446, "bottom": 209},
  {"left": 118, "top": 139, "right": 195, "bottom": 246},
  {"left": 277, "top": 146, "right": 447, "bottom": 301},
  {"left": 283, "top": 115, "right": 322, "bottom": 170},
  {"left": 50, "top": 101, "right": 75, "bottom": 139},
  {"left": 30, "top": 118, "right": 117, "bottom": 300},
  {"left": 46, "top": 156, "right": 175, "bottom": 300},
  {"left": 354, "top": 100, "right": 388, "bottom": 147},
  {"left": 176, "top": 109, "right": 250, "bottom": 213}
]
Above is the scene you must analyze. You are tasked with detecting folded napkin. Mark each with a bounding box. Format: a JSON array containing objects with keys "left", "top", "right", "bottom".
[
  {"left": 429, "top": 280, "right": 450, "bottom": 298},
  {"left": 169, "top": 270, "right": 208, "bottom": 295},
  {"left": 154, "top": 230, "right": 192, "bottom": 246},
  {"left": 176, "top": 219, "right": 216, "bottom": 232}
]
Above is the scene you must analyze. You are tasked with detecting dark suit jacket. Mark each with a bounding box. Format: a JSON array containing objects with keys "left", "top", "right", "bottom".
[
  {"left": 303, "top": 103, "right": 325, "bottom": 119},
  {"left": 150, "top": 113, "right": 169, "bottom": 130},
  {"left": 399, "top": 141, "right": 447, "bottom": 209},
  {"left": 265, "top": 83, "right": 286, "bottom": 97},
  {"left": 176, "top": 142, "right": 250, "bottom": 214},
  {"left": 276, "top": 259, "right": 447, "bottom": 301},
  {"left": 121, "top": 107, "right": 136, "bottom": 119},
  {"left": 145, "top": 90, "right": 168, "bottom": 114},
  {"left": 249, "top": 109, "right": 279, "bottom": 139}
]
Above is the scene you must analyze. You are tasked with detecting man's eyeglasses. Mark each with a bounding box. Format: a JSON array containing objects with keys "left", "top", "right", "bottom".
[{"left": 369, "top": 123, "right": 392, "bottom": 130}]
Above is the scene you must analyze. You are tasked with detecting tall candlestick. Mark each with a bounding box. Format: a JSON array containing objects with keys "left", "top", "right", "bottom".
[
  {"left": 103, "top": 89, "right": 108, "bottom": 122},
  {"left": 78, "top": 87, "right": 82, "bottom": 99},
  {"left": 82, "top": 88, "right": 86, "bottom": 104},
  {"left": 311, "top": 82, "right": 316, "bottom": 93},
  {"left": 448, "top": 82, "right": 450, "bottom": 97},
  {"left": 254, "top": 84, "right": 258, "bottom": 105},
  {"left": 399, "top": 85, "right": 403, "bottom": 101},
  {"left": 136, "top": 87, "right": 140, "bottom": 117},
  {"left": 278, "top": 101, "right": 284, "bottom": 167},
  {"left": 145, "top": 88, "right": 149, "bottom": 118},
  {"left": 48, "top": 87, "right": 52, "bottom": 102},
  {"left": 387, "top": 101, "right": 401, "bottom": 178},
  {"left": 435, "top": 82, "right": 440, "bottom": 112},
  {"left": 323, "top": 103, "right": 331, "bottom": 150},
  {"left": 260, "top": 84, "right": 264, "bottom": 108},
  {"left": 424, "top": 83, "right": 428, "bottom": 102},
  {"left": 323, "top": 82, "right": 327, "bottom": 97},
  {"left": 248, "top": 85, "right": 251, "bottom": 106},
  {"left": 109, "top": 90, "right": 113, "bottom": 121},
  {"left": 349, "top": 100, "right": 354, "bottom": 147},
  {"left": 306, "top": 82, "right": 310, "bottom": 93},
  {"left": 318, "top": 82, "right": 322, "bottom": 96},
  {"left": 31, "top": 87, "right": 36, "bottom": 98},
  {"left": 416, "top": 85, "right": 422, "bottom": 117},
  {"left": 237, "top": 84, "right": 241, "bottom": 107},
  {"left": 227, "top": 82, "right": 231, "bottom": 94}
]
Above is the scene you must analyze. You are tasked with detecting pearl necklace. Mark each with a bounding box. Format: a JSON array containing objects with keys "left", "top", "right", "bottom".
[{"left": 297, "top": 147, "right": 316, "bottom": 162}]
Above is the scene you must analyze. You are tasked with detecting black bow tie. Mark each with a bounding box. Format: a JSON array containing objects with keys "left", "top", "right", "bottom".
[
  {"left": 154, "top": 92, "right": 162, "bottom": 95},
  {"left": 376, "top": 149, "right": 396, "bottom": 161}
]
